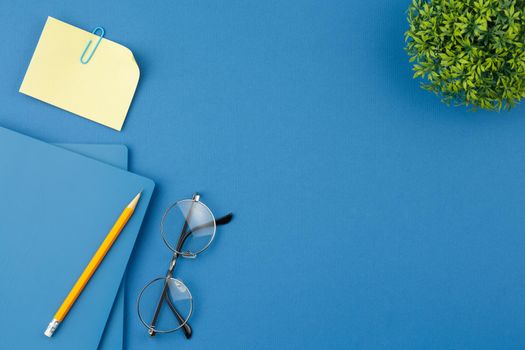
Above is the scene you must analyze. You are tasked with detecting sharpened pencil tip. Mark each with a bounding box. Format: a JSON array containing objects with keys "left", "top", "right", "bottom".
[{"left": 128, "top": 191, "right": 142, "bottom": 210}]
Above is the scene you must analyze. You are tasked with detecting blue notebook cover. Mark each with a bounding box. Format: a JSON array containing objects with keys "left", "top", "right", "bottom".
[
  {"left": 57, "top": 144, "right": 129, "bottom": 350},
  {"left": 0, "top": 127, "right": 154, "bottom": 349}
]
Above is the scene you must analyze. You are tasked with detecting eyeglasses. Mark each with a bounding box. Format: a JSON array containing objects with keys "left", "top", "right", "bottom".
[{"left": 137, "top": 193, "right": 233, "bottom": 337}]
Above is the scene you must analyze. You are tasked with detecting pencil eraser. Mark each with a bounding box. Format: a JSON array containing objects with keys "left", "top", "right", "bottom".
[{"left": 44, "top": 319, "right": 59, "bottom": 337}]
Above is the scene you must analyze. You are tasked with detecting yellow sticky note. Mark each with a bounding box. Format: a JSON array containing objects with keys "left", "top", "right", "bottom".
[{"left": 20, "top": 17, "right": 139, "bottom": 131}]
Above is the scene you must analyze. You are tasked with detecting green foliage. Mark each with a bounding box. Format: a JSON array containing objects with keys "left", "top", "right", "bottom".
[{"left": 405, "top": 0, "right": 525, "bottom": 111}]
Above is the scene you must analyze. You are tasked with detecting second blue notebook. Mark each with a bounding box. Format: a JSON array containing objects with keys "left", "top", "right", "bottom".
[{"left": 0, "top": 127, "right": 154, "bottom": 349}]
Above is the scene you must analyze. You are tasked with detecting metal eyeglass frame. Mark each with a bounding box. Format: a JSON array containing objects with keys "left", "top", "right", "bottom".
[{"left": 137, "top": 193, "right": 233, "bottom": 337}]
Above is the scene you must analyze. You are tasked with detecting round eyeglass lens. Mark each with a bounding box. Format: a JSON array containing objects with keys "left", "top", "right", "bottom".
[
  {"left": 137, "top": 277, "right": 193, "bottom": 333},
  {"left": 161, "top": 199, "right": 216, "bottom": 257}
]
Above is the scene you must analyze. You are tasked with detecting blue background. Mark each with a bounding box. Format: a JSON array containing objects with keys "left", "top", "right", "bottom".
[{"left": 1, "top": 1, "right": 525, "bottom": 349}]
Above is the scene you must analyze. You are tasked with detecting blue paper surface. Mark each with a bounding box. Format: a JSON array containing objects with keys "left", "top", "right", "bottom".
[
  {"left": 0, "top": 128, "right": 154, "bottom": 349},
  {"left": 2, "top": 1, "right": 525, "bottom": 349},
  {"left": 57, "top": 144, "right": 128, "bottom": 350}
]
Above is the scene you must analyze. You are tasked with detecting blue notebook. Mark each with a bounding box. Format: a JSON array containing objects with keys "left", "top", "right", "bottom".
[
  {"left": 0, "top": 127, "right": 154, "bottom": 349},
  {"left": 57, "top": 144, "right": 129, "bottom": 350}
]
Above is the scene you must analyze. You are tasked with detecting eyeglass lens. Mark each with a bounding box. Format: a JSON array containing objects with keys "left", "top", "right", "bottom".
[
  {"left": 161, "top": 199, "right": 216, "bottom": 256},
  {"left": 137, "top": 277, "right": 193, "bottom": 333}
]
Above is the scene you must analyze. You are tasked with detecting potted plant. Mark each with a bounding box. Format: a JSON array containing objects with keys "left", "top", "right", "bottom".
[{"left": 405, "top": 0, "right": 525, "bottom": 111}]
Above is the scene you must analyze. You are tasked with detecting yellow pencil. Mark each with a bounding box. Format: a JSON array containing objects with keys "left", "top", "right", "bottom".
[{"left": 44, "top": 191, "right": 142, "bottom": 337}]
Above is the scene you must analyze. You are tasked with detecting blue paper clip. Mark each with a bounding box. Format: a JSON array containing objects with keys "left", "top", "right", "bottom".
[{"left": 80, "top": 27, "right": 105, "bottom": 64}]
